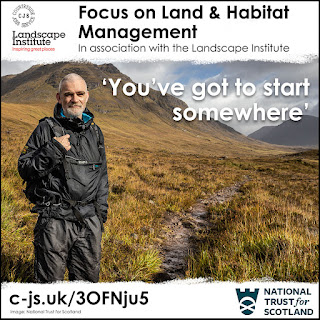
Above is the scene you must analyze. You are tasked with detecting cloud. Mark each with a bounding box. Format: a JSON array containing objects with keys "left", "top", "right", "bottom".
[
  {"left": 1, "top": 60, "right": 36, "bottom": 76},
  {"left": 180, "top": 60, "right": 319, "bottom": 135},
  {"left": 113, "top": 61, "right": 182, "bottom": 87}
]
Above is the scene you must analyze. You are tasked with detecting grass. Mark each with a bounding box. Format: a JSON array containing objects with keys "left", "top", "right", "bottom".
[
  {"left": 186, "top": 152, "right": 319, "bottom": 282},
  {"left": 1, "top": 102, "right": 318, "bottom": 283}
]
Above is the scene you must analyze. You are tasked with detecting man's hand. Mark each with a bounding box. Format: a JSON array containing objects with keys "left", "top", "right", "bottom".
[{"left": 54, "top": 134, "right": 71, "bottom": 151}]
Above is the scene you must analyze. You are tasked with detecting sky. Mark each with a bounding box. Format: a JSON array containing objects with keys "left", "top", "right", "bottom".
[{"left": 1, "top": 59, "right": 318, "bottom": 135}]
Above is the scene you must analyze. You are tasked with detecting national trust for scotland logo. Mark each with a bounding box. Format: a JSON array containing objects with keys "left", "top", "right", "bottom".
[
  {"left": 236, "top": 288, "right": 259, "bottom": 315},
  {"left": 12, "top": 4, "right": 35, "bottom": 27}
]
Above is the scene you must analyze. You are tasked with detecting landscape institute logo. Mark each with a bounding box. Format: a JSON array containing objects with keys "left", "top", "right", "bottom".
[
  {"left": 236, "top": 288, "right": 259, "bottom": 315},
  {"left": 11, "top": 4, "right": 64, "bottom": 53},
  {"left": 12, "top": 4, "right": 35, "bottom": 27}
]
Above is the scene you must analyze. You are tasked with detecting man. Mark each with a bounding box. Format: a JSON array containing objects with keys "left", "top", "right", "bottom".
[{"left": 18, "top": 73, "right": 108, "bottom": 283}]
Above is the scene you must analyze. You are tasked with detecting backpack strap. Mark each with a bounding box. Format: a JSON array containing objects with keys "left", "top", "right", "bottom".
[
  {"left": 44, "top": 117, "right": 66, "bottom": 137},
  {"left": 90, "top": 122, "right": 104, "bottom": 160},
  {"left": 90, "top": 123, "right": 105, "bottom": 231},
  {"left": 44, "top": 117, "right": 71, "bottom": 179}
]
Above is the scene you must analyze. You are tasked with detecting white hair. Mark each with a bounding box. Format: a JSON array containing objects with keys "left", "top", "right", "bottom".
[{"left": 58, "top": 73, "right": 88, "bottom": 92}]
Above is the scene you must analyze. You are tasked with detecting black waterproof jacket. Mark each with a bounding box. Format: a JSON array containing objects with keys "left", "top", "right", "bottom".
[{"left": 18, "top": 103, "right": 108, "bottom": 222}]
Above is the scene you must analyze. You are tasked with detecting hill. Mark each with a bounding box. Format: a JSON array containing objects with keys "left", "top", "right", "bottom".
[
  {"left": 248, "top": 115, "right": 319, "bottom": 147},
  {"left": 1, "top": 61, "right": 298, "bottom": 157},
  {"left": 247, "top": 126, "right": 274, "bottom": 141}
]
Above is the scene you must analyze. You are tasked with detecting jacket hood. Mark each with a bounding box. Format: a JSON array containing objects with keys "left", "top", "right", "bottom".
[{"left": 54, "top": 103, "right": 94, "bottom": 132}]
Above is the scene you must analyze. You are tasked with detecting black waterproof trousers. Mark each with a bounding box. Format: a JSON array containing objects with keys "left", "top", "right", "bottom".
[{"left": 33, "top": 215, "right": 102, "bottom": 283}]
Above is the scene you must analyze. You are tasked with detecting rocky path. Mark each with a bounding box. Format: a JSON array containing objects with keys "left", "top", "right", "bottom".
[{"left": 153, "top": 177, "right": 250, "bottom": 282}]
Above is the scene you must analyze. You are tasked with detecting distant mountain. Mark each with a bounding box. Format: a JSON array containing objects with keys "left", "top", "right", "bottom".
[
  {"left": 248, "top": 115, "right": 319, "bottom": 147},
  {"left": 248, "top": 126, "right": 274, "bottom": 141},
  {"left": 1, "top": 61, "right": 296, "bottom": 156}
]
